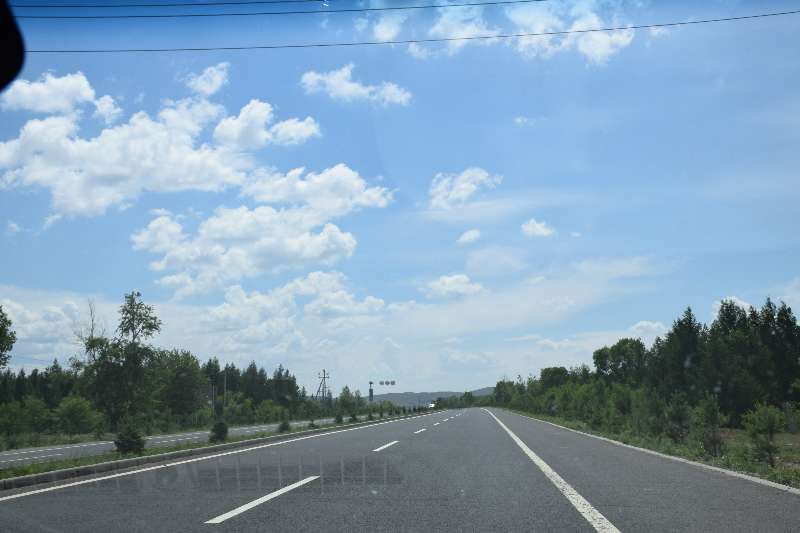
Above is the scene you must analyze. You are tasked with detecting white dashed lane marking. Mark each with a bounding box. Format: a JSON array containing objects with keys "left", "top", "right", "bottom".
[
  {"left": 205, "top": 476, "right": 320, "bottom": 524},
  {"left": 372, "top": 441, "right": 399, "bottom": 452}
]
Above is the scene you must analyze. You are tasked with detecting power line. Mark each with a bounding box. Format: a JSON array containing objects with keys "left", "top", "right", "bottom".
[
  {"left": 27, "top": 8, "right": 800, "bottom": 53},
  {"left": 12, "top": 0, "right": 319, "bottom": 7},
  {"left": 16, "top": 0, "right": 546, "bottom": 19}
]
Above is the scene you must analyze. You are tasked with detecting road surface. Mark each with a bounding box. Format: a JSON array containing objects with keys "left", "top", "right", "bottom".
[
  {"left": 0, "top": 418, "right": 341, "bottom": 467},
  {"left": 0, "top": 407, "right": 798, "bottom": 532}
]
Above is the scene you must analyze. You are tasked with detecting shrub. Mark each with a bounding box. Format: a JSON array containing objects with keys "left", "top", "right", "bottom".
[
  {"left": 784, "top": 402, "right": 798, "bottom": 434},
  {"left": 114, "top": 420, "right": 145, "bottom": 454},
  {"left": 367, "top": 410, "right": 374, "bottom": 421},
  {"left": 23, "top": 396, "right": 52, "bottom": 436},
  {"left": 334, "top": 412, "right": 343, "bottom": 424},
  {"left": 278, "top": 419, "right": 291, "bottom": 432},
  {"left": 743, "top": 403, "right": 785, "bottom": 467},
  {"left": 349, "top": 413, "right": 358, "bottom": 423},
  {"left": 664, "top": 393, "right": 691, "bottom": 443},
  {"left": 209, "top": 420, "right": 228, "bottom": 443},
  {"left": 56, "top": 396, "right": 100, "bottom": 437},
  {"left": 0, "top": 401, "right": 25, "bottom": 448},
  {"left": 690, "top": 395, "right": 726, "bottom": 457}
]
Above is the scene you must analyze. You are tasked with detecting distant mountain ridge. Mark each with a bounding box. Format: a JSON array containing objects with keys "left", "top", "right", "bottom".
[{"left": 372, "top": 387, "right": 492, "bottom": 407}]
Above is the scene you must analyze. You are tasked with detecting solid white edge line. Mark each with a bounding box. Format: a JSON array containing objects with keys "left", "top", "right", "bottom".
[
  {"left": 372, "top": 440, "right": 399, "bottom": 452},
  {"left": 482, "top": 408, "right": 620, "bottom": 533},
  {"left": 205, "top": 475, "right": 319, "bottom": 524},
  {"left": 433, "top": 423, "right": 440, "bottom": 426},
  {"left": 413, "top": 429, "right": 426, "bottom": 434},
  {"left": 507, "top": 409, "right": 800, "bottom": 498},
  {"left": 0, "top": 412, "right": 436, "bottom": 503}
]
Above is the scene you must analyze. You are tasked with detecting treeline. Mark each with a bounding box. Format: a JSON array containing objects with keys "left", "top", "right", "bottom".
[
  {"left": 438, "top": 299, "right": 800, "bottom": 464},
  {"left": 0, "top": 293, "right": 406, "bottom": 450}
]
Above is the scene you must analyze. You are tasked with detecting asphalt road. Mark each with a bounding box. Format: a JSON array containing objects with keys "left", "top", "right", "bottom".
[
  {"left": 1, "top": 407, "right": 798, "bottom": 532},
  {"left": 0, "top": 418, "right": 340, "bottom": 467}
]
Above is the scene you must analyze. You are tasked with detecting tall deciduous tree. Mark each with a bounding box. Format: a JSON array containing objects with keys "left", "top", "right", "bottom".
[{"left": 117, "top": 291, "right": 162, "bottom": 345}]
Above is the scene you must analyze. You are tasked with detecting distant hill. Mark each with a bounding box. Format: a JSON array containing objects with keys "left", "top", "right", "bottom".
[{"left": 373, "top": 386, "right": 492, "bottom": 407}]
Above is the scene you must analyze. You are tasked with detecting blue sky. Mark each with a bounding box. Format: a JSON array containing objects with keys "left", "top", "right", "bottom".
[{"left": 1, "top": 0, "right": 799, "bottom": 393}]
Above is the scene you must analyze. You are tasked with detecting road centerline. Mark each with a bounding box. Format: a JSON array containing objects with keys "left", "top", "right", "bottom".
[
  {"left": 482, "top": 408, "right": 620, "bottom": 533},
  {"left": 373, "top": 440, "right": 399, "bottom": 452},
  {"left": 413, "top": 428, "right": 426, "bottom": 434},
  {"left": 205, "top": 476, "right": 320, "bottom": 524}
]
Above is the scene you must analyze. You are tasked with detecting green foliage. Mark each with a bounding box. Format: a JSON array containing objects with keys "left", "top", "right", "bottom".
[
  {"left": 743, "top": 403, "right": 785, "bottom": 466},
  {"left": 0, "top": 305, "right": 15, "bottom": 370},
  {"left": 152, "top": 349, "right": 207, "bottom": 419},
  {"left": 664, "top": 393, "right": 691, "bottom": 443},
  {"left": 334, "top": 412, "right": 343, "bottom": 424},
  {"left": 114, "top": 420, "right": 145, "bottom": 454},
  {"left": 116, "top": 291, "right": 162, "bottom": 345},
  {"left": 209, "top": 420, "right": 228, "bottom": 443},
  {"left": 56, "top": 396, "right": 101, "bottom": 436},
  {"left": 349, "top": 413, "right": 358, "bottom": 423},
  {"left": 690, "top": 395, "right": 726, "bottom": 457},
  {"left": 23, "top": 396, "right": 51, "bottom": 436},
  {"left": 0, "top": 401, "right": 25, "bottom": 446},
  {"left": 278, "top": 419, "right": 291, "bottom": 432}
]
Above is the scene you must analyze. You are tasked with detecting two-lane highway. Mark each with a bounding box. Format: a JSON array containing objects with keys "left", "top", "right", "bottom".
[
  {"left": 1, "top": 408, "right": 798, "bottom": 531},
  {"left": 0, "top": 417, "right": 343, "bottom": 467}
]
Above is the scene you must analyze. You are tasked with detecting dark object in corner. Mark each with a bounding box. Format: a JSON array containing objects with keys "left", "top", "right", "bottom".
[{"left": 0, "top": 0, "right": 25, "bottom": 91}]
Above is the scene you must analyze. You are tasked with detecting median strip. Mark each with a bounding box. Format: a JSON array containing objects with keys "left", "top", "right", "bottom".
[
  {"left": 205, "top": 476, "right": 319, "bottom": 524},
  {"left": 0, "top": 412, "right": 435, "bottom": 500}
]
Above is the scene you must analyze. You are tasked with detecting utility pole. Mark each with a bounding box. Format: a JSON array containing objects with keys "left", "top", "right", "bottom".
[
  {"left": 314, "top": 369, "right": 330, "bottom": 400},
  {"left": 369, "top": 381, "right": 374, "bottom": 403}
]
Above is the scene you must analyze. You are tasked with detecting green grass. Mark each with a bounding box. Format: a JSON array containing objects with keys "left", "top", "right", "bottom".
[
  {"left": 506, "top": 409, "right": 800, "bottom": 490},
  {"left": 0, "top": 412, "right": 419, "bottom": 482}
]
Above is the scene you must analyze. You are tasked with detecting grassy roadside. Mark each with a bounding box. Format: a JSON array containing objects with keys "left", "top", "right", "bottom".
[
  {"left": 504, "top": 408, "right": 800, "bottom": 490},
  {"left": 0, "top": 413, "right": 418, "bottom": 482}
]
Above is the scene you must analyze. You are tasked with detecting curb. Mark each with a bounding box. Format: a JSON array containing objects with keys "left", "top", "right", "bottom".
[
  {"left": 498, "top": 408, "right": 800, "bottom": 497},
  {"left": 0, "top": 414, "right": 427, "bottom": 492}
]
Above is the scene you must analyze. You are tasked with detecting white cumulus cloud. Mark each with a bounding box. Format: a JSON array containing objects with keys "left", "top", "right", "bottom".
[
  {"left": 457, "top": 229, "right": 481, "bottom": 245},
  {"left": 186, "top": 62, "right": 230, "bottom": 96},
  {"left": 505, "top": 3, "right": 634, "bottom": 64},
  {"left": 242, "top": 163, "right": 392, "bottom": 217},
  {"left": 429, "top": 5, "right": 501, "bottom": 55},
  {"left": 373, "top": 13, "right": 407, "bottom": 41},
  {"left": 301, "top": 64, "right": 411, "bottom": 106},
  {"left": 1, "top": 71, "right": 95, "bottom": 114},
  {"left": 93, "top": 95, "right": 122, "bottom": 124},
  {"left": 429, "top": 167, "right": 502, "bottom": 210},
  {"left": 132, "top": 163, "right": 389, "bottom": 296},
  {"left": 0, "top": 66, "right": 321, "bottom": 218},
  {"left": 425, "top": 274, "right": 483, "bottom": 298},
  {"left": 521, "top": 218, "right": 554, "bottom": 237},
  {"left": 213, "top": 99, "right": 320, "bottom": 150}
]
